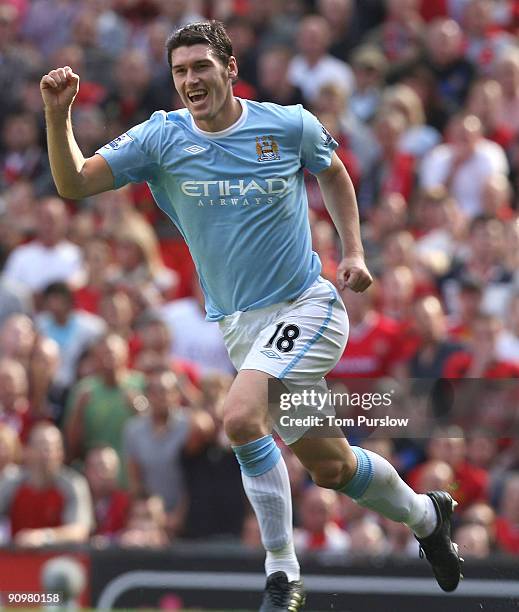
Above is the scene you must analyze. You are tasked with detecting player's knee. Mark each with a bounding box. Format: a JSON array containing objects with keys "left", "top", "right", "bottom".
[
  {"left": 310, "top": 455, "right": 356, "bottom": 490},
  {"left": 223, "top": 406, "right": 266, "bottom": 446}
]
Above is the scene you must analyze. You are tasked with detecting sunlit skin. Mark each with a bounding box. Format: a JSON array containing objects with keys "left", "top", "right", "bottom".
[{"left": 170, "top": 44, "right": 242, "bottom": 132}]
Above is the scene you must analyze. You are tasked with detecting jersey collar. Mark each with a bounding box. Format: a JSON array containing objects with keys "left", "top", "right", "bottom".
[{"left": 190, "top": 98, "right": 248, "bottom": 139}]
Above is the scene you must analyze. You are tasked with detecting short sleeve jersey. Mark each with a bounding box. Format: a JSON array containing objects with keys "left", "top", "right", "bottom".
[{"left": 97, "top": 99, "right": 338, "bottom": 320}]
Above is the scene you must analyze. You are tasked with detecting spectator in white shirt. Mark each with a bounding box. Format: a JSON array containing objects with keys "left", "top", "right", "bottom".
[
  {"left": 288, "top": 14, "right": 354, "bottom": 105},
  {"left": 4, "top": 197, "right": 82, "bottom": 292},
  {"left": 160, "top": 278, "right": 234, "bottom": 376},
  {"left": 420, "top": 113, "right": 508, "bottom": 218}
]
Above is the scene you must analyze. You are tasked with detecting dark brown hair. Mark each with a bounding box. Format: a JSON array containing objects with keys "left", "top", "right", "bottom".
[{"left": 166, "top": 20, "right": 233, "bottom": 69}]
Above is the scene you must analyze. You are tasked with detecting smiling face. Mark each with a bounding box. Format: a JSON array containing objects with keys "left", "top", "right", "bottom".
[{"left": 171, "top": 43, "right": 238, "bottom": 131}]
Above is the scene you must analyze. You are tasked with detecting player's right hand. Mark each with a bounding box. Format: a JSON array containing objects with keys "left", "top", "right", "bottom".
[{"left": 40, "top": 66, "right": 80, "bottom": 112}]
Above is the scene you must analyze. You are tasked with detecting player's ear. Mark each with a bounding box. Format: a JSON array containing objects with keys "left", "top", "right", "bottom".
[{"left": 228, "top": 56, "right": 239, "bottom": 82}]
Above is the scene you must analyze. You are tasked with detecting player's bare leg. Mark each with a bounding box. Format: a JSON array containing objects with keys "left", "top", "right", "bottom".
[
  {"left": 290, "top": 434, "right": 464, "bottom": 592},
  {"left": 225, "top": 369, "right": 305, "bottom": 611}
]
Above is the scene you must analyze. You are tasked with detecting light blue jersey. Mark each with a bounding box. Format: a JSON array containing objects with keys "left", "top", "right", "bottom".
[{"left": 96, "top": 99, "right": 338, "bottom": 320}]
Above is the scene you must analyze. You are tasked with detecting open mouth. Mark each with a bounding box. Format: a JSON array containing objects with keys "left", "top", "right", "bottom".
[{"left": 187, "top": 89, "right": 208, "bottom": 105}]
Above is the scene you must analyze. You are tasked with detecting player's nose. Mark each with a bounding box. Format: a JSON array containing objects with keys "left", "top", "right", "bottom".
[{"left": 186, "top": 68, "right": 200, "bottom": 86}]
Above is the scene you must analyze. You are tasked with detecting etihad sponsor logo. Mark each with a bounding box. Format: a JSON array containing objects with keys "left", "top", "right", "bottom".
[
  {"left": 180, "top": 177, "right": 289, "bottom": 207},
  {"left": 180, "top": 178, "right": 288, "bottom": 197}
]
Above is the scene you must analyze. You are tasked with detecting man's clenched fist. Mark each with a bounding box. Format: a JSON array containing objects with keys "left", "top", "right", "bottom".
[
  {"left": 40, "top": 66, "right": 80, "bottom": 112},
  {"left": 337, "top": 253, "right": 373, "bottom": 293}
]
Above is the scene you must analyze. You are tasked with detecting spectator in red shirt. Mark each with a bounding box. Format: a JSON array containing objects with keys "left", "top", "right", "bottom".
[
  {"left": 360, "top": 110, "right": 416, "bottom": 211},
  {"left": 74, "top": 237, "right": 113, "bottom": 315},
  {"left": 84, "top": 445, "right": 129, "bottom": 538},
  {"left": 443, "top": 312, "right": 519, "bottom": 378},
  {"left": 294, "top": 486, "right": 349, "bottom": 553},
  {"left": 447, "top": 276, "right": 483, "bottom": 342},
  {"left": 0, "top": 422, "right": 92, "bottom": 546},
  {"left": 329, "top": 286, "right": 402, "bottom": 379},
  {"left": 379, "top": 265, "right": 423, "bottom": 362},
  {"left": 407, "top": 428, "right": 489, "bottom": 510},
  {"left": 495, "top": 472, "right": 519, "bottom": 554}
]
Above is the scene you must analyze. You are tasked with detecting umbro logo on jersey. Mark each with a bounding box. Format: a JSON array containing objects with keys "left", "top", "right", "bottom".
[
  {"left": 260, "top": 349, "right": 281, "bottom": 360},
  {"left": 256, "top": 135, "right": 280, "bottom": 162},
  {"left": 184, "top": 144, "right": 207, "bottom": 155}
]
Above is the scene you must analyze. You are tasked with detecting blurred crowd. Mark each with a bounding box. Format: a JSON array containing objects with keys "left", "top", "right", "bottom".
[{"left": 1, "top": 0, "right": 519, "bottom": 563}]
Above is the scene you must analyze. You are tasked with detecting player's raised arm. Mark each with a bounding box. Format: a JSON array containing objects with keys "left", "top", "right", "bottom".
[{"left": 41, "top": 66, "right": 114, "bottom": 199}]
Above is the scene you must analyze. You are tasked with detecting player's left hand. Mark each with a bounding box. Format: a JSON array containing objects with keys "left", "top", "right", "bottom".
[{"left": 337, "top": 254, "right": 373, "bottom": 293}]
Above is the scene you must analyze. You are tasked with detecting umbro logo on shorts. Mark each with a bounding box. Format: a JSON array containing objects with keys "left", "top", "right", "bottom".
[
  {"left": 184, "top": 144, "right": 207, "bottom": 155},
  {"left": 260, "top": 349, "right": 281, "bottom": 360}
]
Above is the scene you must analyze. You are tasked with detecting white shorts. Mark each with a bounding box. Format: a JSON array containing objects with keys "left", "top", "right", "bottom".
[{"left": 219, "top": 277, "right": 349, "bottom": 444}]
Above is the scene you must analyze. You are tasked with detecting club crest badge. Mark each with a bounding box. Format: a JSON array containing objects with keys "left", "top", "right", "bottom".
[{"left": 256, "top": 135, "right": 280, "bottom": 162}]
